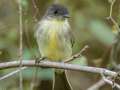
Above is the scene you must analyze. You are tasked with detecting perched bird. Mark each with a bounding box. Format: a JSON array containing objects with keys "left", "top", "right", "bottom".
[{"left": 35, "top": 4, "right": 74, "bottom": 90}]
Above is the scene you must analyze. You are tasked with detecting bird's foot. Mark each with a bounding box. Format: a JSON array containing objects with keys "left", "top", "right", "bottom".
[{"left": 35, "top": 57, "right": 46, "bottom": 65}]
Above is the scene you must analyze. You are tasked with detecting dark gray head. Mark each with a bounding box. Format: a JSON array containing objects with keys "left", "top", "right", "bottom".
[{"left": 45, "top": 4, "right": 70, "bottom": 19}]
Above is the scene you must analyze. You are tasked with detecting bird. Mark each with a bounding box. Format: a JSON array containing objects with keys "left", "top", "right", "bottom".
[{"left": 35, "top": 4, "right": 74, "bottom": 90}]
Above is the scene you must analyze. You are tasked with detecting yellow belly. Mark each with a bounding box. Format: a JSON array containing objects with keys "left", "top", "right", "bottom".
[{"left": 45, "top": 31, "right": 65, "bottom": 60}]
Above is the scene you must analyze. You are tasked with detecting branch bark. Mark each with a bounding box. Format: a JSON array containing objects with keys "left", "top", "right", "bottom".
[{"left": 0, "top": 60, "right": 116, "bottom": 76}]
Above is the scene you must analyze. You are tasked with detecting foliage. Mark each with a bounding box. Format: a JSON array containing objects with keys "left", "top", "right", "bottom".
[{"left": 0, "top": 0, "right": 120, "bottom": 90}]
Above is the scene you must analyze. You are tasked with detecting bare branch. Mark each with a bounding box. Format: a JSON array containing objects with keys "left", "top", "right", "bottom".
[
  {"left": 103, "top": 78, "right": 120, "bottom": 89},
  {"left": 107, "top": 0, "right": 120, "bottom": 32},
  {"left": 0, "top": 67, "right": 27, "bottom": 81},
  {"left": 32, "top": 0, "right": 39, "bottom": 22},
  {"left": 0, "top": 60, "right": 116, "bottom": 77},
  {"left": 87, "top": 76, "right": 120, "bottom": 90},
  {"left": 102, "top": 74, "right": 120, "bottom": 89},
  {"left": 87, "top": 79, "right": 105, "bottom": 90},
  {"left": 18, "top": 0, "right": 23, "bottom": 89},
  {"left": 64, "top": 45, "right": 89, "bottom": 62}
]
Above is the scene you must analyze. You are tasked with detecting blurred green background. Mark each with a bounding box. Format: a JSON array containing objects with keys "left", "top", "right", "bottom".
[{"left": 0, "top": 0, "right": 120, "bottom": 90}]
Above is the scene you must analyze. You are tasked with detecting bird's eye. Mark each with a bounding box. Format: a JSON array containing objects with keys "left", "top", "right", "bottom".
[{"left": 54, "top": 10, "right": 58, "bottom": 14}]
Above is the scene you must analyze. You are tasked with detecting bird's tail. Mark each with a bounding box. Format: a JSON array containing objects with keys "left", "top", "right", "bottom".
[{"left": 52, "top": 70, "right": 73, "bottom": 90}]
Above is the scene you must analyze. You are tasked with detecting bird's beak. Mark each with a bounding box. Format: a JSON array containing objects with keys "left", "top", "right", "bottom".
[{"left": 63, "top": 14, "right": 71, "bottom": 18}]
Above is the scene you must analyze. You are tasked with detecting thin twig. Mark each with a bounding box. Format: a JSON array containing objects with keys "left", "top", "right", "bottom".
[
  {"left": 30, "top": 1, "right": 39, "bottom": 88},
  {"left": 18, "top": 0, "right": 23, "bottom": 90},
  {"left": 87, "top": 64, "right": 120, "bottom": 90},
  {"left": 32, "top": 0, "right": 39, "bottom": 22},
  {"left": 107, "top": 0, "right": 120, "bottom": 32},
  {"left": 0, "top": 67, "right": 27, "bottom": 81},
  {"left": 87, "top": 76, "right": 120, "bottom": 90},
  {"left": 103, "top": 78, "right": 120, "bottom": 89},
  {"left": 87, "top": 79, "right": 106, "bottom": 90},
  {"left": 101, "top": 74, "right": 120, "bottom": 89},
  {"left": 64, "top": 45, "right": 89, "bottom": 62}
]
